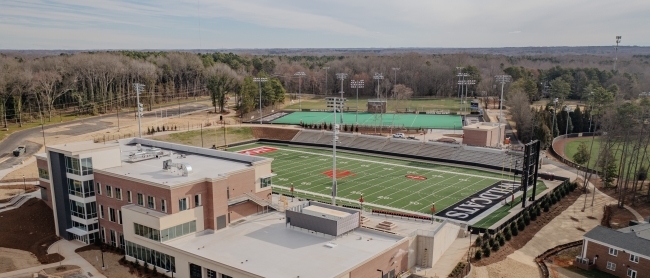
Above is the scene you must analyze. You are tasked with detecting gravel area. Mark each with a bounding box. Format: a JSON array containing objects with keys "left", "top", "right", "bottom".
[{"left": 77, "top": 250, "right": 139, "bottom": 278}]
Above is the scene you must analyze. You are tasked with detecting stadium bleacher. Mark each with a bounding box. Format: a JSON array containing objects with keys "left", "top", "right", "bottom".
[{"left": 289, "top": 130, "right": 524, "bottom": 170}]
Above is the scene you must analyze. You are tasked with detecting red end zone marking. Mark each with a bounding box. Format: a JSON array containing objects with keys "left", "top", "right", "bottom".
[
  {"left": 405, "top": 175, "right": 427, "bottom": 180},
  {"left": 237, "top": 146, "right": 278, "bottom": 156},
  {"left": 322, "top": 170, "right": 355, "bottom": 179}
]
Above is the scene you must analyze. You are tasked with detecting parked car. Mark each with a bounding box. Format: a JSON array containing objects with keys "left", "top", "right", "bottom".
[
  {"left": 13, "top": 146, "right": 26, "bottom": 157},
  {"left": 406, "top": 136, "right": 418, "bottom": 140},
  {"left": 392, "top": 133, "right": 405, "bottom": 138}
]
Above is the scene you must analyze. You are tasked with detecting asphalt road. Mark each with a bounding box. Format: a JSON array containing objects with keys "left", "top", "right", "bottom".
[{"left": 0, "top": 101, "right": 211, "bottom": 169}]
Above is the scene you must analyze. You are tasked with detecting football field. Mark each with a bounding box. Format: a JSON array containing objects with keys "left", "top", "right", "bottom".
[
  {"left": 230, "top": 143, "right": 522, "bottom": 215},
  {"left": 270, "top": 111, "right": 462, "bottom": 129}
]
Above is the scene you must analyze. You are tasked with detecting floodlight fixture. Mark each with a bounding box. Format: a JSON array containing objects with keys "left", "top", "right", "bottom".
[{"left": 253, "top": 77, "right": 268, "bottom": 124}]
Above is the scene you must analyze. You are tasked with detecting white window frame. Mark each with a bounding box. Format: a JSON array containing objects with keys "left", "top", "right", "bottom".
[
  {"left": 106, "top": 185, "right": 112, "bottom": 198},
  {"left": 630, "top": 254, "right": 639, "bottom": 263},
  {"left": 115, "top": 188, "right": 122, "bottom": 200},
  {"left": 161, "top": 199, "right": 167, "bottom": 213},
  {"left": 179, "top": 198, "right": 188, "bottom": 211},
  {"left": 608, "top": 247, "right": 618, "bottom": 256},
  {"left": 127, "top": 191, "right": 132, "bottom": 203},
  {"left": 118, "top": 210, "right": 122, "bottom": 225},
  {"left": 627, "top": 268, "right": 637, "bottom": 278},
  {"left": 147, "top": 196, "right": 155, "bottom": 209},
  {"left": 195, "top": 194, "right": 202, "bottom": 207},
  {"left": 109, "top": 207, "right": 116, "bottom": 222},
  {"left": 100, "top": 205, "right": 104, "bottom": 219},
  {"left": 101, "top": 227, "right": 106, "bottom": 243},
  {"left": 606, "top": 261, "right": 616, "bottom": 271},
  {"left": 137, "top": 193, "right": 144, "bottom": 206}
]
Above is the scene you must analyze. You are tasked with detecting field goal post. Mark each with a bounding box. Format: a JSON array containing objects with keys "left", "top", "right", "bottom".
[{"left": 520, "top": 140, "right": 541, "bottom": 208}]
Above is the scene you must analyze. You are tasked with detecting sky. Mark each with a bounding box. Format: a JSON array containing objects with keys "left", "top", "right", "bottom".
[{"left": 1, "top": 0, "right": 649, "bottom": 50}]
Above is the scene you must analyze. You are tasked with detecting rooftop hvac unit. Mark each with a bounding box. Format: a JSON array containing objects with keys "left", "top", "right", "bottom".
[
  {"left": 163, "top": 159, "right": 193, "bottom": 176},
  {"left": 128, "top": 146, "right": 170, "bottom": 161}
]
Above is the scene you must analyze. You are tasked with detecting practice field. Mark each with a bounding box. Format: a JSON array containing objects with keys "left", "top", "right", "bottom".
[
  {"left": 284, "top": 97, "right": 464, "bottom": 112},
  {"left": 270, "top": 111, "right": 462, "bottom": 129},
  {"left": 230, "top": 143, "right": 521, "bottom": 215},
  {"left": 563, "top": 137, "right": 650, "bottom": 178}
]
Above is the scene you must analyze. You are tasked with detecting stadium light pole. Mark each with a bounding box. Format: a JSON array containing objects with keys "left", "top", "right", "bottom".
[
  {"left": 495, "top": 75, "right": 512, "bottom": 147},
  {"left": 337, "top": 73, "right": 347, "bottom": 124},
  {"left": 374, "top": 73, "right": 384, "bottom": 133},
  {"left": 351, "top": 80, "right": 365, "bottom": 126},
  {"left": 391, "top": 67, "right": 400, "bottom": 86},
  {"left": 134, "top": 83, "right": 145, "bottom": 138},
  {"left": 564, "top": 107, "right": 572, "bottom": 136},
  {"left": 331, "top": 73, "right": 347, "bottom": 206},
  {"left": 373, "top": 73, "right": 384, "bottom": 99},
  {"left": 614, "top": 36, "right": 622, "bottom": 71},
  {"left": 253, "top": 77, "right": 268, "bottom": 124},
  {"left": 588, "top": 92, "right": 594, "bottom": 133},
  {"left": 457, "top": 73, "right": 469, "bottom": 113},
  {"left": 551, "top": 98, "right": 559, "bottom": 137},
  {"left": 295, "top": 72, "right": 306, "bottom": 110},
  {"left": 323, "top": 67, "right": 330, "bottom": 95},
  {"left": 456, "top": 67, "right": 464, "bottom": 98}
]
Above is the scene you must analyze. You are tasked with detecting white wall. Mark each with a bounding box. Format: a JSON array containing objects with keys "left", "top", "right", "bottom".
[{"left": 430, "top": 222, "right": 462, "bottom": 267}]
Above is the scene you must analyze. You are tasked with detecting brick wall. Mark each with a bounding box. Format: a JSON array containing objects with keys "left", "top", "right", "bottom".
[
  {"left": 349, "top": 239, "right": 409, "bottom": 278},
  {"left": 585, "top": 240, "right": 649, "bottom": 277},
  {"left": 229, "top": 201, "right": 260, "bottom": 222}
]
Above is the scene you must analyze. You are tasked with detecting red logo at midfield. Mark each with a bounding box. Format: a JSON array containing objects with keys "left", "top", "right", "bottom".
[
  {"left": 323, "top": 170, "right": 354, "bottom": 179},
  {"left": 237, "top": 146, "right": 278, "bottom": 156},
  {"left": 405, "top": 175, "right": 427, "bottom": 180}
]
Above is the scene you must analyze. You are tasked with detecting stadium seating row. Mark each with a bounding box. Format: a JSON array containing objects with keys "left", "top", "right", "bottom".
[{"left": 290, "top": 130, "right": 524, "bottom": 170}]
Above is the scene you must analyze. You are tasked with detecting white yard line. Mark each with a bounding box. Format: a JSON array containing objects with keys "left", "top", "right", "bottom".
[
  {"left": 275, "top": 147, "right": 506, "bottom": 180},
  {"left": 410, "top": 114, "right": 418, "bottom": 127}
]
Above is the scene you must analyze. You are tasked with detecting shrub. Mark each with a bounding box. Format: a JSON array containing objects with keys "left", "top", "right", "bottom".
[
  {"left": 550, "top": 195, "right": 557, "bottom": 204},
  {"left": 523, "top": 212, "right": 531, "bottom": 225},
  {"left": 511, "top": 224, "right": 519, "bottom": 236},
  {"left": 536, "top": 206, "right": 542, "bottom": 216},
  {"left": 475, "top": 236, "right": 482, "bottom": 247},
  {"left": 174, "top": 125, "right": 177, "bottom": 131},
  {"left": 483, "top": 247, "right": 491, "bottom": 257},
  {"left": 530, "top": 209, "right": 538, "bottom": 221},
  {"left": 156, "top": 126, "right": 161, "bottom": 132},
  {"left": 355, "top": 126, "right": 359, "bottom": 132},
  {"left": 152, "top": 266, "right": 158, "bottom": 276},
  {"left": 474, "top": 250, "right": 482, "bottom": 260},
  {"left": 492, "top": 243, "right": 500, "bottom": 251},
  {"left": 143, "top": 261, "right": 149, "bottom": 273},
  {"left": 504, "top": 228, "right": 512, "bottom": 241},
  {"left": 482, "top": 232, "right": 490, "bottom": 241},
  {"left": 498, "top": 235, "right": 505, "bottom": 246},
  {"left": 517, "top": 218, "right": 525, "bottom": 231},
  {"left": 543, "top": 202, "right": 550, "bottom": 212},
  {"left": 489, "top": 238, "right": 496, "bottom": 247}
]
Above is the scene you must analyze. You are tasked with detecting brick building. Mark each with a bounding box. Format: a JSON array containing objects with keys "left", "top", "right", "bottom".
[
  {"left": 576, "top": 224, "right": 650, "bottom": 278},
  {"left": 461, "top": 122, "right": 505, "bottom": 147},
  {"left": 36, "top": 137, "right": 455, "bottom": 278}
]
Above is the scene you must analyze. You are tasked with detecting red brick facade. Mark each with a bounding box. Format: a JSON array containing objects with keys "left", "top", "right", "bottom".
[
  {"left": 37, "top": 158, "right": 53, "bottom": 210},
  {"left": 584, "top": 240, "right": 649, "bottom": 277}
]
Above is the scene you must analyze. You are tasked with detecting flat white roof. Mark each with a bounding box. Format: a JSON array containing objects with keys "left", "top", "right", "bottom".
[
  {"left": 303, "top": 205, "right": 351, "bottom": 218},
  {"left": 164, "top": 212, "right": 405, "bottom": 278}
]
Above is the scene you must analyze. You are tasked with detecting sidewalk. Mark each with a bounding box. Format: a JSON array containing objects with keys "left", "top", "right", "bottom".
[{"left": 0, "top": 240, "right": 105, "bottom": 278}]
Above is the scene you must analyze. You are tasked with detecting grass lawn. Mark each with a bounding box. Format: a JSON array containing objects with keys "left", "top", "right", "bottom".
[
  {"left": 229, "top": 143, "right": 518, "bottom": 215},
  {"left": 472, "top": 181, "right": 547, "bottom": 229},
  {"left": 153, "top": 127, "right": 254, "bottom": 148},
  {"left": 271, "top": 111, "right": 462, "bottom": 129},
  {"left": 564, "top": 137, "right": 650, "bottom": 178},
  {"left": 284, "top": 97, "right": 466, "bottom": 113}
]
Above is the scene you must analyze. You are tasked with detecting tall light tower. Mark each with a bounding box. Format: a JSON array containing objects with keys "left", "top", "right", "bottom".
[
  {"left": 564, "top": 106, "right": 573, "bottom": 136},
  {"left": 373, "top": 73, "right": 384, "bottom": 99},
  {"left": 253, "top": 77, "right": 268, "bottom": 124},
  {"left": 294, "top": 72, "right": 306, "bottom": 110},
  {"left": 458, "top": 78, "right": 475, "bottom": 114},
  {"left": 456, "top": 67, "right": 464, "bottom": 98},
  {"left": 134, "top": 83, "right": 145, "bottom": 138},
  {"left": 373, "top": 73, "right": 384, "bottom": 133},
  {"left": 495, "top": 75, "right": 512, "bottom": 147},
  {"left": 391, "top": 67, "right": 400, "bottom": 86},
  {"left": 351, "top": 80, "right": 364, "bottom": 125},
  {"left": 614, "top": 36, "right": 622, "bottom": 71},
  {"left": 323, "top": 67, "right": 330, "bottom": 95},
  {"left": 551, "top": 98, "right": 559, "bottom": 137},
  {"left": 336, "top": 73, "right": 347, "bottom": 124},
  {"left": 331, "top": 73, "right": 347, "bottom": 206}
]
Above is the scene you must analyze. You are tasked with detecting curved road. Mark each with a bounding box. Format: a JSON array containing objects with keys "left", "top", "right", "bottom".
[{"left": 0, "top": 101, "right": 211, "bottom": 169}]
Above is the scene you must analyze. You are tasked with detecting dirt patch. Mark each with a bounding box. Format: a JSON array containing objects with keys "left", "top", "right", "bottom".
[
  {"left": 549, "top": 246, "right": 581, "bottom": 267},
  {"left": 0, "top": 188, "right": 25, "bottom": 202},
  {"left": 473, "top": 189, "right": 583, "bottom": 266},
  {"left": 608, "top": 205, "right": 636, "bottom": 229},
  {"left": 0, "top": 198, "right": 63, "bottom": 264},
  {"left": 0, "top": 247, "right": 42, "bottom": 273},
  {"left": 1, "top": 162, "right": 38, "bottom": 181},
  {"left": 42, "top": 265, "right": 80, "bottom": 275}
]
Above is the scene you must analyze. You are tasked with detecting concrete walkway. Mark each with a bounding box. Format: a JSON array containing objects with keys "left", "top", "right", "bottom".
[
  {"left": 0, "top": 240, "right": 105, "bottom": 278},
  {"left": 427, "top": 237, "right": 471, "bottom": 278}
]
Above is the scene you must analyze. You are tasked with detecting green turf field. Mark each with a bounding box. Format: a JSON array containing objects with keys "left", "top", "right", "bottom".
[
  {"left": 472, "top": 182, "right": 547, "bottom": 229},
  {"left": 229, "top": 143, "right": 520, "bottom": 215},
  {"left": 271, "top": 111, "right": 462, "bottom": 129},
  {"left": 284, "top": 97, "right": 465, "bottom": 112}
]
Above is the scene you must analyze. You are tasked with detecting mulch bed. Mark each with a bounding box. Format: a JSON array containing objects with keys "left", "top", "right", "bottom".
[
  {"left": 473, "top": 189, "right": 583, "bottom": 266},
  {"left": 0, "top": 199, "right": 63, "bottom": 264}
]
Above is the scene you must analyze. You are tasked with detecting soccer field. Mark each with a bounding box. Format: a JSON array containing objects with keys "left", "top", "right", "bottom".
[
  {"left": 229, "top": 143, "right": 520, "bottom": 215},
  {"left": 270, "top": 111, "right": 462, "bottom": 129}
]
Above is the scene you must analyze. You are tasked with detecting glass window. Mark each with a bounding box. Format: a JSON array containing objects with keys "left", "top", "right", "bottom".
[
  {"left": 83, "top": 180, "right": 95, "bottom": 197},
  {"left": 179, "top": 198, "right": 187, "bottom": 211},
  {"left": 118, "top": 210, "right": 123, "bottom": 225},
  {"left": 86, "top": 202, "right": 97, "bottom": 218},
  {"left": 161, "top": 200, "right": 166, "bottom": 212},
  {"left": 65, "top": 156, "right": 81, "bottom": 175},
  {"left": 97, "top": 182, "right": 101, "bottom": 195},
  {"left": 137, "top": 193, "right": 144, "bottom": 206},
  {"left": 133, "top": 223, "right": 161, "bottom": 242},
  {"left": 38, "top": 168, "right": 49, "bottom": 179},
  {"left": 627, "top": 269, "right": 637, "bottom": 278},
  {"left": 175, "top": 225, "right": 182, "bottom": 238},
  {"left": 609, "top": 248, "right": 618, "bottom": 256},
  {"left": 222, "top": 274, "right": 233, "bottom": 278},
  {"left": 81, "top": 158, "right": 93, "bottom": 175},
  {"left": 100, "top": 204, "right": 104, "bottom": 218},
  {"left": 190, "top": 220, "right": 196, "bottom": 233},
  {"left": 606, "top": 261, "right": 616, "bottom": 271},
  {"left": 106, "top": 185, "right": 112, "bottom": 198},
  {"left": 110, "top": 230, "right": 116, "bottom": 247},
  {"left": 147, "top": 196, "right": 155, "bottom": 209},
  {"left": 70, "top": 200, "right": 92, "bottom": 218},
  {"left": 109, "top": 208, "right": 116, "bottom": 222},
  {"left": 72, "top": 221, "right": 87, "bottom": 231},
  {"left": 67, "top": 178, "right": 83, "bottom": 197},
  {"left": 207, "top": 269, "right": 217, "bottom": 278},
  {"left": 630, "top": 254, "right": 639, "bottom": 263},
  {"left": 115, "top": 188, "right": 122, "bottom": 200},
  {"left": 127, "top": 191, "right": 132, "bottom": 203},
  {"left": 195, "top": 194, "right": 201, "bottom": 207},
  {"left": 125, "top": 240, "right": 175, "bottom": 272},
  {"left": 261, "top": 176, "right": 272, "bottom": 188}
]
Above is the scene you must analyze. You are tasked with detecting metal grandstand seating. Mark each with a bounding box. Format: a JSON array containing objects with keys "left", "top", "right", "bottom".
[
  {"left": 347, "top": 134, "right": 389, "bottom": 151},
  {"left": 291, "top": 130, "right": 324, "bottom": 144},
  {"left": 314, "top": 132, "right": 357, "bottom": 147},
  {"left": 381, "top": 138, "right": 423, "bottom": 155}
]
